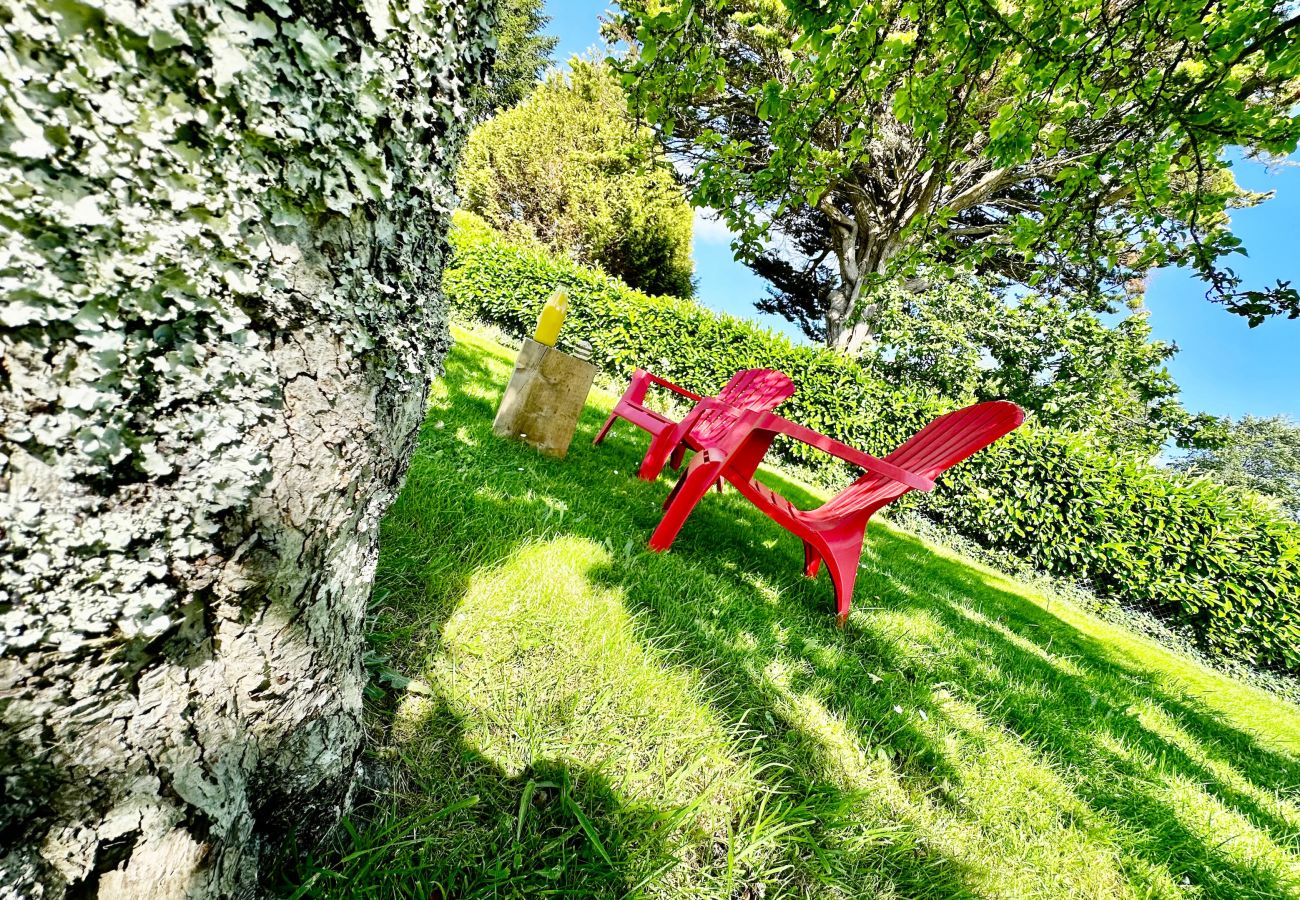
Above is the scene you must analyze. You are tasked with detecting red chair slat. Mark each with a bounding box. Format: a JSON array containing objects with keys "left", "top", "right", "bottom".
[{"left": 691, "top": 369, "right": 796, "bottom": 445}]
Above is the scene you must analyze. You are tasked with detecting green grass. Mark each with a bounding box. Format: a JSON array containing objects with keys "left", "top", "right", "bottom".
[{"left": 273, "top": 327, "right": 1300, "bottom": 899}]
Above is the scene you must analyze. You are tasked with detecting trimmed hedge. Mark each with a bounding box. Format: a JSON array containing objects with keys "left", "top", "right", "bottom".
[{"left": 445, "top": 211, "right": 1300, "bottom": 672}]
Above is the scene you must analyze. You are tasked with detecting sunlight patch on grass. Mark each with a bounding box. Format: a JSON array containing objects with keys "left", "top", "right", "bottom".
[
  {"left": 1160, "top": 772, "right": 1299, "bottom": 892},
  {"left": 409, "top": 535, "right": 804, "bottom": 896},
  {"left": 920, "top": 690, "right": 1133, "bottom": 899},
  {"left": 1132, "top": 703, "right": 1300, "bottom": 847},
  {"left": 435, "top": 538, "right": 749, "bottom": 802},
  {"left": 1093, "top": 729, "right": 1299, "bottom": 897}
]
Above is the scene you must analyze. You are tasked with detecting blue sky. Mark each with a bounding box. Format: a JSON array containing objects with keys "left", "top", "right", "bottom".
[{"left": 540, "top": 0, "right": 1298, "bottom": 420}]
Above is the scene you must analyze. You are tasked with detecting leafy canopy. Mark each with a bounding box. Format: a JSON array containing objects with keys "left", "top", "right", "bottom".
[
  {"left": 459, "top": 59, "right": 696, "bottom": 298},
  {"left": 867, "top": 281, "right": 1223, "bottom": 452},
  {"left": 1171, "top": 415, "right": 1300, "bottom": 520},
  {"left": 617, "top": 0, "right": 1300, "bottom": 336}
]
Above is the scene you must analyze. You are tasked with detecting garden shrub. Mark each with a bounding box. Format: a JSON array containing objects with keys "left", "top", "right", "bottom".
[{"left": 444, "top": 212, "right": 1300, "bottom": 673}]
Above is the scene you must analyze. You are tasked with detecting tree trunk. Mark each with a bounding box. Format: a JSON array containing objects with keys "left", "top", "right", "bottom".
[
  {"left": 824, "top": 289, "right": 876, "bottom": 356},
  {"left": 0, "top": 3, "right": 493, "bottom": 896},
  {"left": 824, "top": 218, "right": 895, "bottom": 356}
]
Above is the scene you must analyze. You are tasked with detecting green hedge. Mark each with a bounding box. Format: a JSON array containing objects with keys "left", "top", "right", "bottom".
[{"left": 445, "top": 211, "right": 1300, "bottom": 672}]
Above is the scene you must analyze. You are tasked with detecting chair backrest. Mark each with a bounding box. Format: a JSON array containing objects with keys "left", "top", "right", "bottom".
[
  {"left": 885, "top": 400, "right": 1025, "bottom": 479},
  {"left": 816, "top": 401, "right": 1024, "bottom": 519},
  {"left": 691, "top": 368, "right": 795, "bottom": 444}
]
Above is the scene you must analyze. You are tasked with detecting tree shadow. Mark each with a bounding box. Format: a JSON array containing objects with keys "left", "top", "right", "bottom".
[{"left": 267, "top": 689, "right": 694, "bottom": 898}]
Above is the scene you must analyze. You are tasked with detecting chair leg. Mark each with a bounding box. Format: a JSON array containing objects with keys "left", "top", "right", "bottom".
[
  {"left": 648, "top": 457, "right": 723, "bottom": 552},
  {"left": 823, "top": 531, "right": 865, "bottom": 625},
  {"left": 669, "top": 445, "right": 687, "bottom": 470},
  {"left": 638, "top": 430, "right": 677, "bottom": 481},
  {"left": 593, "top": 412, "right": 618, "bottom": 446},
  {"left": 802, "top": 541, "right": 822, "bottom": 578}
]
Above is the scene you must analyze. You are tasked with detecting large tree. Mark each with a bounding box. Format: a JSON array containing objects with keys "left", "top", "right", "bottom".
[
  {"left": 615, "top": 0, "right": 1300, "bottom": 352},
  {"left": 1171, "top": 415, "right": 1300, "bottom": 519},
  {"left": 459, "top": 59, "right": 696, "bottom": 297},
  {"left": 468, "top": 0, "right": 559, "bottom": 120},
  {"left": 0, "top": 1, "right": 492, "bottom": 895}
]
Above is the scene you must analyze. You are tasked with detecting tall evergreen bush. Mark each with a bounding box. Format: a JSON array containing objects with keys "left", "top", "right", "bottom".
[{"left": 458, "top": 60, "right": 695, "bottom": 298}]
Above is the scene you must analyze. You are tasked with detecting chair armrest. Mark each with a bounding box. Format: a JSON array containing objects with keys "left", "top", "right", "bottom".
[
  {"left": 761, "top": 414, "right": 935, "bottom": 492},
  {"left": 640, "top": 371, "right": 704, "bottom": 402}
]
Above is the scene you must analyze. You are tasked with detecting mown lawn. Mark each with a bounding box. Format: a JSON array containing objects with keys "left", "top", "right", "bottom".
[{"left": 274, "top": 327, "right": 1300, "bottom": 899}]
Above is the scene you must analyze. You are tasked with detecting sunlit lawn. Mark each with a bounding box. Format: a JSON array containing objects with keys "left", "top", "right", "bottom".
[{"left": 274, "top": 327, "right": 1300, "bottom": 899}]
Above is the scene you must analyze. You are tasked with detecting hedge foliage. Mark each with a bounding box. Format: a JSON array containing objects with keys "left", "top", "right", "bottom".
[{"left": 445, "top": 212, "right": 1300, "bottom": 672}]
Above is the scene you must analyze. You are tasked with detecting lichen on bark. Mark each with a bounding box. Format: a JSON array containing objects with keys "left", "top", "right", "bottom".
[{"left": 0, "top": 0, "right": 495, "bottom": 895}]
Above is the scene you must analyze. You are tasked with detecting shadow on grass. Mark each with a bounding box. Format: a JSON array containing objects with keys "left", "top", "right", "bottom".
[
  {"left": 271, "top": 334, "right": 1300, "bottom": 899},
  {"left": 272, "top": 692, "right": 685, "bottom": 899}
]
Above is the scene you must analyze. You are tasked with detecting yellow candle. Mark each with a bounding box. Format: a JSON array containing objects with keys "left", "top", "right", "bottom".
[{"left": 533, "top": 287, "right": 568, "bottom": 346}]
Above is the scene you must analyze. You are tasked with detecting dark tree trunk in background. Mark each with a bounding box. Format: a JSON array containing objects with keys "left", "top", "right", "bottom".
[{"left": 0, "top": 2, "right": 494, "bottom": 896}]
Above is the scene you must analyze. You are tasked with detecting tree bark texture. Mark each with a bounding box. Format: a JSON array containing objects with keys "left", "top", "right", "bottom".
[
  {"left": 817, "top": 196, "right": 899, "bottom": 356},
  {"left": 0, "top": 2, "right": 494, "bottom": 896}
]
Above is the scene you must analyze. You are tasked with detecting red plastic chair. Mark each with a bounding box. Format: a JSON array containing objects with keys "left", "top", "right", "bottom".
[
  {"left": 593, "top": 368, "right": 795, "bottom": 481},
  {"left": 649, "top": 401, "right": 1025, "bottom": 625}
]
